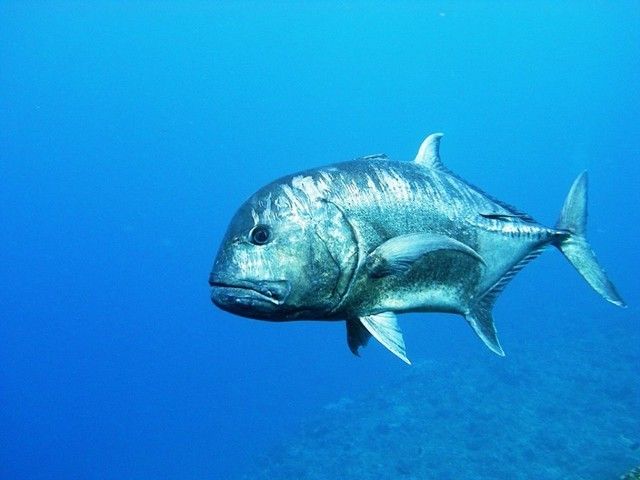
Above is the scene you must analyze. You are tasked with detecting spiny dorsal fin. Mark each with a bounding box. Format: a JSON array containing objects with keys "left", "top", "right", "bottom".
[
  {"left": 413, "top": 132, "right": 445, "bottom": 169},
  {"left": 356, "top": 153, "right": 389, "bottom": 161},
  {"left": 352, "top": 312, "right": 411, "bottom": 364}
]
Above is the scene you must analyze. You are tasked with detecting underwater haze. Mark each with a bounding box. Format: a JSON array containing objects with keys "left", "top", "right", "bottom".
[{"left": 1, "top": 2, "right": 639, "bottom": 479}]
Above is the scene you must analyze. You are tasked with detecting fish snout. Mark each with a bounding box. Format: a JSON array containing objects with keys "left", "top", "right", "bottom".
[{"left": 209, "top": 273, "right": 291, "bottom": 318}]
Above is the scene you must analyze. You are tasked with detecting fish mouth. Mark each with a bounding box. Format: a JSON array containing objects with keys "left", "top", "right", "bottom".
[{"left": 209, "top": 276, "right": 291, "bottom": 313}]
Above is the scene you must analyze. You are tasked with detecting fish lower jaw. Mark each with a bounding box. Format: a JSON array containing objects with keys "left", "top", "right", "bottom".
[{"left": 210, "top": 284, "right": 281, "bottom": 304}]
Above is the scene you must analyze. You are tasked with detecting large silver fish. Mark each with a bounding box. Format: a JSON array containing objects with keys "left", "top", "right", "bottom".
[{"left": 209, "top": 134, "right": 625, "bottom": 363}]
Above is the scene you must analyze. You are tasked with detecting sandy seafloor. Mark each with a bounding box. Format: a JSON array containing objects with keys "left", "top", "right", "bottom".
[{"left": 238, "top": 311, "right": 639, "bottom": 480}]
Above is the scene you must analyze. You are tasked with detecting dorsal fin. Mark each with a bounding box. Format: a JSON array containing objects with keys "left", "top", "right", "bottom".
[
  {"left": 413, "top": 133, "right": 538, "bottom": 223},
  {"left": 356, "top": 153, "right": 388, "bottom": 161},
  {"left": 479, "top": 212, "right": 535, "bottom": 223},
  {"left": 413, "top": 133, "right": 445, "bottom": 170}
]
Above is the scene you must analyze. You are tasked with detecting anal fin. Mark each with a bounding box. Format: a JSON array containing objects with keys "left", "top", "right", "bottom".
[
  {"left": 465, "top": 300, "right": 504, "bottom": 356},
  {"left": 347, "top": 312, "right": 411, "bottom": 364},
  {"left": 465, "top": 245, "right": 546, "bottom": 356}
]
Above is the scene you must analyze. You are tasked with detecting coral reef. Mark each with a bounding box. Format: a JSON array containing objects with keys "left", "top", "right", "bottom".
[
  {"left": 621, "top": 466, "right": 640, "bottom": 480},
  {"left": 239, "top": 315, "right": 639, "bottom": 480}
]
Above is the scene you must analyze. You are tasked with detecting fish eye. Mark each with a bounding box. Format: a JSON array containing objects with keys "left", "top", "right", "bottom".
[{"left": 249, "top": 225, "right": 271, "bottom": 245}]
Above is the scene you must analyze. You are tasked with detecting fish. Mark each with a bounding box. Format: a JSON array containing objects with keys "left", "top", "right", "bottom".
[{"left": 209, "top": 133, "right": 625, "bottom": 364}]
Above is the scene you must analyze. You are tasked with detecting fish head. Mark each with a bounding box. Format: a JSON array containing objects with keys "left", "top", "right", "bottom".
[{"left": 210, "top": 173, "right": 358, "bottom": 320}]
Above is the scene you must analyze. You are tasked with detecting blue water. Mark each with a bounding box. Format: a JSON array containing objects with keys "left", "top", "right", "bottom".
[{"left": 1, "top": 2, "right": 638, "bottom": 479}]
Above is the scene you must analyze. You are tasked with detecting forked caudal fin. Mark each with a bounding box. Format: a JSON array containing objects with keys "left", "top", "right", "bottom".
[
  {"left": 465, "top": 171, "right": 625, "bottom": 357},
  {"left": 554, "top": 171, "right": 626, "bottom": 307}
]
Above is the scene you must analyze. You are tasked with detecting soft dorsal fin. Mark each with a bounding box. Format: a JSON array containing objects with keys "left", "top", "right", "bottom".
[
  {"left": 479, "top": 212, "right": 533, "bottom": 222},
  {"left": 413, "top": 132, "right": 445, "bottom": 169},
  {"left": 414, "top": 133, "right": 538, "bottom": 222}
]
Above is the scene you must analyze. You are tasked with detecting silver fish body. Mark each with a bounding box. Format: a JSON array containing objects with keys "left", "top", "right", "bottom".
[{"left": 210, "top": 134, "right": 625, "bottom": 363}]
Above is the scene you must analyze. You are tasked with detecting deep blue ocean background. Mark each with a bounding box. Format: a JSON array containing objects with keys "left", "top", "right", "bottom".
[{"left": 1, "top": 2, "right": 639, "bottom": 479}]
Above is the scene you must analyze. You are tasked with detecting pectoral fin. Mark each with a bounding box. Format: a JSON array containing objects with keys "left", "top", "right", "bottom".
[
  {"left": 366, "top": 232, "right": 485, "bottom": 278},
  {"left": 347, "top": 312, "right": 410, "bottom": 364}
]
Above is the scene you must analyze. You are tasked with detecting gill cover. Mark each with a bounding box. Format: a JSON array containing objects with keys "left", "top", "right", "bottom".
[
  {"left": 285, "top": 175, "right": 359, "bottom": 313},
  {"left": 212, "top": 172, "right": 359, "bottom": 320}
]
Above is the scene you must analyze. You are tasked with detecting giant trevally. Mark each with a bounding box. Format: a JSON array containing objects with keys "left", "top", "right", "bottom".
[{"left": 209, "top": 133, "right": 625, "bottom": 363}]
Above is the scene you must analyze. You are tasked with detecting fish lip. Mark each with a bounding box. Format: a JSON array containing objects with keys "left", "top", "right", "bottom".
[{"left": 209, "top": 277, "right": 290, "bottom": 306}]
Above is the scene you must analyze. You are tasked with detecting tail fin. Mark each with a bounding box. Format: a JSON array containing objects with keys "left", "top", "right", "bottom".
[{"left": 554, "top": 171, "right": 626, "bottom": 307}]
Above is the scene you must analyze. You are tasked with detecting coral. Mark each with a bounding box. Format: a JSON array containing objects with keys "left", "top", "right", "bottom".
[
  {"left": 239, "top": 315, "right": 639, "bottom": 480},
  {"left": 621, "top": 466, "right": 640, "bottom": 480}
]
